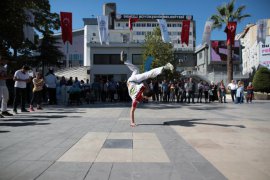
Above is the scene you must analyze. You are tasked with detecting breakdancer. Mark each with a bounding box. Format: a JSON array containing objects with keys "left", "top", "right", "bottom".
[{"left": 121, "top": 51, "right": 174, "bottom": 127}]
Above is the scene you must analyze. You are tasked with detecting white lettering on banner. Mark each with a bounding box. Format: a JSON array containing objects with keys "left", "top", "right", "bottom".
[{"left": 120, "top": 14, "right": 192, "bottom": 20}]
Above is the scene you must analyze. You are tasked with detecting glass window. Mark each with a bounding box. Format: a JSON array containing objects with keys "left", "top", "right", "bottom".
[
  {"left": 132, "top": 54, "right": 143, "bottom": 65},
  {"left": 93, "top": 33, "right": 96, "bottom": 36},
  {"left": 93, "top": 54, "right": 121, "bottom": 64},
  {"left": 94, "top": 54, "right": 110, "bottom": 64}
]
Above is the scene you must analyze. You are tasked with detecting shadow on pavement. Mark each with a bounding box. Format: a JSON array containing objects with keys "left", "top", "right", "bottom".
[
  {"left": 44, "top": 111, "right": 86, "bottom": 114},
  {"left": 0, "top": 121, "right": 50, "bottom": 127},
  {"left": 0, "top": 130, "right": 10, "bottom": 133},
  {"left": 14, "top": 115, "right": 81, "bottom": 118},
  {"left": 163, "top": 119, "right": 246, "bottom": 128}
]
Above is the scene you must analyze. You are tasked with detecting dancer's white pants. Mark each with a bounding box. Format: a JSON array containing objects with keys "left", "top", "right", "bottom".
[{"left": 125, "top": 62, "right": 163, "bottom": 83}]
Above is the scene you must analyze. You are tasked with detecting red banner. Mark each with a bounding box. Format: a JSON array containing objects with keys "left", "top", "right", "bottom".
[
  {"left": 129, "top": 18, "right": 139, "bottom": 31},
  {"left": 181, "top": 20, "right": 190, "bottom": 46},
  {"left": 225, "top": 22, "right": 237, "bottom": 46},
  {"left": 60, "top": 12, "right": 72, "bottom": 44}
]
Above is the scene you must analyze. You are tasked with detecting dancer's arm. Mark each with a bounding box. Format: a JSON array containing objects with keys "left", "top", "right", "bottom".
[{"left": 130, "top": 101, "right": 137, "bottom": 127}]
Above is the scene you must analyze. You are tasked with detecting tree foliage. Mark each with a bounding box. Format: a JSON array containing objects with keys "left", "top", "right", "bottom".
[
  {"left": 0, "top": 0, "right": 61, "bottom": 67},
  {"left": 252, "top": 67, "right": 270, "bottom": 93},
  {"left": 210, "top": 0, "right": 250, "bottom": 83},
  {"left": 38, "top": 33, "right": 64, "bottom": 67},
  {"left": 142, "top": 27, "right": 174, "bottom": 70}
]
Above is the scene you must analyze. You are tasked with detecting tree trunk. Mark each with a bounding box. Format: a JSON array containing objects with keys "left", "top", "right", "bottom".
[{"left": 227, "top": 44, "right": 233, "bottom": 83}]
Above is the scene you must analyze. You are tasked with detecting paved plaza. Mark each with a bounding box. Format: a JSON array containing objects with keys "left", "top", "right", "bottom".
[{"left": 0, "top": 100, "right": 270, "bottom": 180}]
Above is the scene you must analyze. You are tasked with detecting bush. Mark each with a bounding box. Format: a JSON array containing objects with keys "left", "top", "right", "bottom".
[{"left": 252, "top": 67, "right": 270, "bottom": 93}]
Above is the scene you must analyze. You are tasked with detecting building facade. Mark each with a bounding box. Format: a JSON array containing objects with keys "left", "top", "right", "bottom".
[
  {"left": 54, "top": 29, "right": 84, "bottom": 67},
  {"left": 195, "top": 40, "right": 247, "bottom": 84},
  {"left": 84, "top": 3, "right": 196, "bottom": 82},
  {"left": 238, "top": 19, "right": 270, "bottom": 75}
]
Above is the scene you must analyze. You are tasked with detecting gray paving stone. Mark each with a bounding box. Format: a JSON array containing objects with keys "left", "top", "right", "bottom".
[
  {"left": 103, "top": 139, "right": 133, "bottom": 149},
  {"left": 10, "top": 161, "right": 53, "bottom": 180},
  {"left": 36, "top": 170, "right": 86, "bottom": 180},
  {"left": 84, "top": 162, "right": 113, "bottom": 180},
  {"left": 50, "top": 161, "right": 90, "bottom": 171},
  {"left": 193, "top": 161, "right": 227, "bottom": 180},
  {"left": 0, "top": 160, "right": 33, "bottom": 180},
  {"left": 2, "top": 101, "right": 268, "bottom": 179}
]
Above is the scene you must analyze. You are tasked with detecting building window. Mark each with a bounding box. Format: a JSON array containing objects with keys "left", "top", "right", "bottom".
[
  {"left": 167, "top": 23, "right": 172, "bottom": 27},
  {"left": 122, "top": 34, "right": 129, "bottom": 43},
  {"left": 199, "top": 52, "right": 202, "bottom": 59},
  {"left": 93, "top": 33, "right": 96, "bottom": 36},
  {"left": 93, "top": 54, "right": 121, "bottom": 64},
  {"left": 132, "top": 54, "right": 143, "bottom": 65}
]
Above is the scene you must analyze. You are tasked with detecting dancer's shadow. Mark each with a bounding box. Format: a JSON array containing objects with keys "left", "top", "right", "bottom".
[
  {"left": 138, "top": 118, "right": 245, "bottom": 128},
  {"left": 164, "top": 119, "right": 245, "bottom": 128}
]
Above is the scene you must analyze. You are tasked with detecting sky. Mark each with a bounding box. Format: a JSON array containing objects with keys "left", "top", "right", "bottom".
[{"left": 49, "top": 0, "right": 270, "bottom": 45}]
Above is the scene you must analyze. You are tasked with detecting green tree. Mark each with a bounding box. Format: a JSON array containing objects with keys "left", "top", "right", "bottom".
[
  {"left": 142, "top": 27, "right": 174, "bottom": 71},
  {"left": 0, "top": 0, "right": 60, "bottom": 59},
  {"left": 252, "top": 67, "right": 270, "bottom": 93},
  {"left": 210, "top": 0, "right": 250, "bottom": 83},
  {"left": 38, "top": 33, "right": 64, "bottom": 74}
]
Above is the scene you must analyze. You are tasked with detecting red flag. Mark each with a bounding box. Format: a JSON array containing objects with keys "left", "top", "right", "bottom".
[
  {"left": 60, "top": 12, "right": 72, "bottom": 44},
  {"left": 225, "top": 22, "right": 237, "bottom": 46},
  {"left": 181, "top": 20, "right": 190, "bottom": 46},
  {"left": 129, "top": 18, "right": 139, "bottom": 31}
]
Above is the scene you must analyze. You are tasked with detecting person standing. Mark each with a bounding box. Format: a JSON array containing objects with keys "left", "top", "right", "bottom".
[
  {"left": 227, "top": 80, "right": 238, "bottom": 102},
  {"left": 0, "top": 56, "right": 13, "bottom": 117},
  {"left": 197, "top": 80, "right": 203, "bottom": 103},
  {"left": 45, "top": 69, "right": 57, "bottom": 105},
  {"left": 236, "top": 81, "right": 244, "bottom": 104},
  {"left": 246, "top": 82, "right": 254, "bottom": 103},
  {"left": 186, "top": 77, "right": 195, "bottom": 103},
  {"left": 218, "top": 80, "right": 227, "bottom": 103},
  {"left": 13, "top": 65, "right": 31, "bottom": 113},
  {"left": 29, "top": 72, "right": 44, "bottom": 111}
]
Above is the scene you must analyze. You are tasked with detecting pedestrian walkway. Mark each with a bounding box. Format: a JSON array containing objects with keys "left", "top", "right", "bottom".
[{"left": 0, "top": 101, "right": 269, "bottom": 180}]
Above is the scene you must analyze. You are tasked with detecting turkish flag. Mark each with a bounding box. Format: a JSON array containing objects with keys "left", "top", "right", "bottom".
[
  {"left": 181, "top": 20, "right": 190, "bottom": 46},
  {"left": 129, "top": 18, "right": 139, "bottom": 31},
  {"left": 60, "top": 12, "right": 72, "bottom": 44},
  {"left": 225, "top": 22, "right": 237, "bottom": 46}
]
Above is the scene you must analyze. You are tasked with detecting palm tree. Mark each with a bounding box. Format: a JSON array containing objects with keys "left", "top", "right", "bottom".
[{"left": 210, "top": 0, "right": 250, "bottom": 83}]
